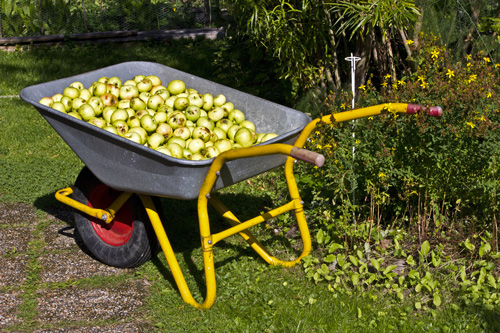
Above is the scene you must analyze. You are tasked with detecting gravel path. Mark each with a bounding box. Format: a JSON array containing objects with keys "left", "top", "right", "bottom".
[{"left": 0, "top": 202, "right": 154, "bottom": 332}]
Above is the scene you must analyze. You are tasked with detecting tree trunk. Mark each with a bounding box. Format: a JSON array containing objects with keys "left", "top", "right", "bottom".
[
  {"left": 412, "top": 4, "right": 424, "bottom": 48},
  {"left": 354, "top": 28, "right": 373, "bottom": 87},
  {"left": 462, "top": 1, "right": 481, "bottom": 57}
]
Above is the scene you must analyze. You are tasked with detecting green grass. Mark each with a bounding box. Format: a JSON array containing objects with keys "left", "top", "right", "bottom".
[{"left": 1, "top": 39, "right": 498, "bottom": 332}]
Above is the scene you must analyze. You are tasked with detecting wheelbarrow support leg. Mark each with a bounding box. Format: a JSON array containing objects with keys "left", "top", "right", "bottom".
[{"left": 139, "top": 194, "right": 216, "bottom": 309}]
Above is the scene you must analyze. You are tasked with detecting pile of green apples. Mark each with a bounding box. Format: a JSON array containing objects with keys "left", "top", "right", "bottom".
[{"left": 38, "top": 74, "right": 278, "bottom": 160}]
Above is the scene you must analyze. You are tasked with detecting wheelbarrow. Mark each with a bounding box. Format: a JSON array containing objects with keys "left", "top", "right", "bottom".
[{"left": 20, "top": 61, "right": 442, "bottom": 309}]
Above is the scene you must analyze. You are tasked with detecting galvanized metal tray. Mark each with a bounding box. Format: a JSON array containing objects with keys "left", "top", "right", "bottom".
[{"left": 20, "top": 61, "right": 311, "bottom": 200}]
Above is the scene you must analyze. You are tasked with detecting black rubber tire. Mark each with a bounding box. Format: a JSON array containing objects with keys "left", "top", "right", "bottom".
[{"left": 72, "top": 167, "right": 160, "bottom": 268}]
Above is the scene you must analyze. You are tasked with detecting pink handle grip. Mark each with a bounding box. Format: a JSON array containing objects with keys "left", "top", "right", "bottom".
[
  {"left": 406, "top": 104, "right": 443, "bottom": 117},
  {"left": 291, "top": 147, "right": 325, "bottom": 167}
]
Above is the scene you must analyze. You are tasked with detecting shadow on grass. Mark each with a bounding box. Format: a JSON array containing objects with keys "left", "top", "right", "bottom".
[{"left": 34, "top": 187, "right": 301, "bottom": 300}]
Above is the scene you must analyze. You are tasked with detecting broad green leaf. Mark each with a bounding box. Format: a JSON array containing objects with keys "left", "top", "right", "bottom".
[
  {"left": 487, "top": 274, "right": 497, "bottom": 288},
  {"left": 329, "top": 242, "right": 344, "bottom": 253},
  {"left": 323, "top": 254, "right": 336, "bottom": 263},
  {"left": 406, "top": 255, "right": 416, "bottom": 266},
  {"left": 357, "top": 307, "right": 362, "bottom": 319},
  {"left": 316, "top": 229, "right": 325, "bottom": 245},
  {"left": 415, "top": 284, "right": 422, "bottom": 293},
  {"left": 371, "top": 258, "right": 381, "bottom": 271},
  {"left": 433, "top": 293, "right": 442, "bottom": 307},
  {"left": 479, "top": 242, "right": 492, "bottom": 257},
  {"left": 460, "top": 265, "right": 467, "bottom": 282},
  {"left": 349, "top": 255, "right": 359, "bottom": 266},
  {"left": 397, "top": 292, "right": 404, "bottom": 301},
  {"left": 415, "top": 301, "right": 422, "bottom": 310},
  {"left": 352, "top": 273, "right": 360, "bottom": 286},
  {"left": 383, "top": 265, "right": 397, "bottom": 275},
  {"left": 420, "top": 240, "right": 430, "bottom": 257}
]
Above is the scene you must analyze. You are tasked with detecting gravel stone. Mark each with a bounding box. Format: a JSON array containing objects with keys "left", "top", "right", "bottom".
[
  {"left": 33, "top": 321, "right": 153, "bottom": 332},
  {"left": 39, "top": 250, "right": 133, "bottom": 283},
  {"left": 0, "top": 256, "right": 28, "bottom": 288},
  {"left": 0, "top": 202, "right": 37, "bottom": 225},
  {"left": 42, "top": 224, "right": 84, "bottom": 251},
  {"left": 0, "top": 226, "right": 32, "bottom": 255},
  {"left": 36, "top": 281, "right": 148, "bottom": 323},
  {"left": 0, "top": 290, "right": 24, "bottom": 329}
]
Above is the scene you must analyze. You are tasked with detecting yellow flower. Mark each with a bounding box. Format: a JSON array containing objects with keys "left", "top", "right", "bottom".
[
  {"left": 487, "top": 92, "right": 492, "bottom": 98},
  {"left": 406, "top": 39, "right": 414, "bottom": 45},
  {"left": 398, "top": 80, "right": 405, "bottom": 86},
  {"left": 468, "top": 74, "right": 477, "bottom": 83},
  {"left": 315, "top": 131, "right": 320, "bottom": 135},
  {"left": 466, "top": 54, "right": 472, "bottom": 61},
  {"left": 317, "top": 144, "right": 323, "bottom": 149},
  {"left": 480, "top": 116, "right": 486, "bottom": 121},
  {"left": 384, "top": 74, "right": 392, "bottom": 80},
  {"left": 340, "top": 103, "right": 346, "bottom": 110},
  {"left": 355, "top": 140, "right": 360, "bottom": 144},
  {"left": 466, "top": 121, "right": 475, "bottom": 128},
  {"left": 446, "top": 69, "right": 455, "bottom": 79},
  {"left": 381, "top": 82, "right": 388, "bottom": 87},
  {"left": 467, "top": 62, "right": 472, "bottom": 68},
  {"left": 420, "top": 81, "right": 429, "bottom": 89},
  {"left": 495, "top": 64, "right": 500, "bottom": 68},
  {"left": 359, "top": 85, "right": 366, "bottom": 91},
  {"left": 484, "top": 57, "right": 491, "bottom": 63},
  {"left": 417, "top": 75, "right": 425, "bottom": 83},
  {"left": 368, "top": 117, "right": 374, "bottom": 120},
  {"left": 378, "top": 172, "right": 386, "bottom": 178},
  {"left": 431, "top": 49, "right": 440, "bottom": 59}
]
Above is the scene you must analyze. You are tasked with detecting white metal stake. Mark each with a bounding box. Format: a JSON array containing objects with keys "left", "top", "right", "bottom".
[{"left": 345, "top": 53, "right": 361, "bottom": 223}]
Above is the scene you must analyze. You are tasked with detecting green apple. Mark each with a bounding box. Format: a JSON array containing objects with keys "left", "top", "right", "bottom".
[
  {"left": 192, "top": 126, "right": 212, "bottom": 142},
  {"left": 167, "top": 111, "right": 187, "bottom": 129},
  {"left": 146, "top": 75, "right": 162, "bottom": 86},
  {"left": 60, "top": 96, "right": 73, "bottom": 112},
  {"left": 182, "top": 149, "right": 193, "bottom": 160},
  {"left": 154, "top": 111, "right": 168, "bottom": 123},
  {"left": 123, "top": 132, "right": 142, "bottom": 144},
  {"left": 135, "top": 109, "right": 149, "bottom": 119},
  {"left": 147, "top": 94, "right": 164, "bottom": 110},
  {"left": 110, "top": 108, "right": 129, "bottom": 123},
  {"left": 88, "top": 117, "right": 106, "bottom": 128},
  {"left": 202, "top": 146, "right": 220, "bottom": 159},
  {"left": 92, "top": 82, "right": 107, "bottom": 96},
  {"left": 173, "top": 96, "right": 189, "bottom": 110},
  {"left": 240, "top": 120, "right": 256, "bottom": 131},
  {"left": 216, "top": 118, "right": 233, "bottom": 133},
  {"left": 140, "top": 114, "right": 157, "bottom": 133},
  {"left": 173, "top": 127, "right": 191, "bottom": 140},
  {"left": 112, "top": 120, "right": 129, "bottom": 136},
  {"left": 212, "top": 127, "right": 226, "bottom": 140},
  {"left": 107, "top": 76, "right": 122, "bottom": 88},
  {"left": 87, "top": 96, "right": 104, "bottom": 116},
  {"left": 133, "top": 74, "right": 146, "bottom": 83},
  {"left": 103, "top": 125, "right": 119, "bottom": 135},
  {"left": 106, "top": 83, "right": 120, "bottom": 98},
  {"left": 167, "top": 137, "right": 186, "bottom": 149},
  {"left": 51, "top": 102, "right": 66, "bottom": 113},
  {"left": 67, "top": 111, "right": 82, "bottom": 119},
  {"left": 227, "top": 124, "right": 241, "bottom": 140},
  {"left": 38, "top": 97, "right": 54, "bottom": 107},
  {"left": 71, "top": 97, "right": 86, "bottom": 112},
  {"left": 102, "top": 106, "right": 117, "bottom": 123},
  {"left": 52, "top": 93, "right": 63, "bottom": 102},
  {"left": 188, "top": 93, "right": 204, "bottom": 108},
  {"left": 148, "top": 132, "right": 165, "bottom": 149},
  {"left": 188, "top": 138, "right": 205, "bottom": 153},
  {"left": 100, "top": 93, "right": 118, "bottom": 107},
  {"left": 186, "top": 105, "right": 201, "bottom": 122},
  {"left": 154, "top": 88, "right": 170, "bottom": 101},
  {"left": 139, "top": 92, "right": 151, "bottom": 104},
  {"left": 156, "top": 146, "right": 172, "bottom": 156},
  {"left": 214, "top": 139, "right": 232, "bottom": 153},
  {"left": 69, "top": 81, "right": 84, "bottom": 90},
  {"left": 213, "top": 94, "right": 226, "bottom": 107},
  {"left": 191, "top": 152, "right": 204, "bottom": 160},
  {"left": 228, "top": 109, "right": 245, "bottom": 124},
  {"left": 127, "top": 116, "right": 141, "bottom": 128},
  {"left": 78, "top": 104, "right": 96, "bottom": 121},
  {"left": 196, "top": 117, "right": 214, "bottom": 131},
  {"left": 261, "top": 133, "right": 279, "bottom": 142},
  {"left": 208, "top": 107, "right": 225, "bottom": 122},
  {"left": 221, "top": 102, "right": 234, "bottom": 116},
  {"left": 137, "top": 78, "right": 153, "bottom": 92},
  {"left": 156, "top": 122, "right": 173, "bottom": 139},
  {"left": 118, "top": 99, "right": 131, "bottom": 109},
  {"left": 130, "top": 97, "right": 147, "bottom": 111},
  {"left": 234, "top": 127, "right": 255, "bottom": 147},
  {"left": 167, "top": 79, "right": 186, "bottom": 95},
  {"left": 98, "top": 76, "right": 109, "bottom": 84},
  {"left": 119, "top": 85, "right": 139, "bottom": 100},
  {"left": 79, "top": 88, "right": 92, "bottom": 101},
  {"left": 202, "top": 93, "right": 214, "bottom": 111},
  {"left": 166, "top": 142, "right": 183, "bottom": 159},
  {"left": 128, "top": 127, "right": 148, "bottom": 144},
  {"left": 63, "top": 86, "right": 80, "bottom": 99}
]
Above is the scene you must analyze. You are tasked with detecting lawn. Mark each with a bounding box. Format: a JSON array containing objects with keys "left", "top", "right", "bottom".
[{"left": 0, "top": 39, "right": 497, "bottom": 331}]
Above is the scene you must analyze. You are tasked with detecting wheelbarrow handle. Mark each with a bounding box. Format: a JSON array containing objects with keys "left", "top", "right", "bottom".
[{"left": 290, "top": 147, "right": 325, "bottom": 167}]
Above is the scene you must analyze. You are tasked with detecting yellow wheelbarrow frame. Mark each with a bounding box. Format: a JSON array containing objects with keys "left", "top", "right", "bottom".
[{"left": 55, "top": 103, "right": 441, "bottom": 309}]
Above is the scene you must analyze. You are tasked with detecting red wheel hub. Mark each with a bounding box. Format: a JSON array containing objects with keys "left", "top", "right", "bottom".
[{"left": 87, "top": 184, "right": 134, "bottom": 246}]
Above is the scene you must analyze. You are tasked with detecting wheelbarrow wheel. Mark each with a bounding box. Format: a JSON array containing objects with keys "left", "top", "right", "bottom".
[{"left": 72, "top": 167, "right": 161, "bottom": 268}]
